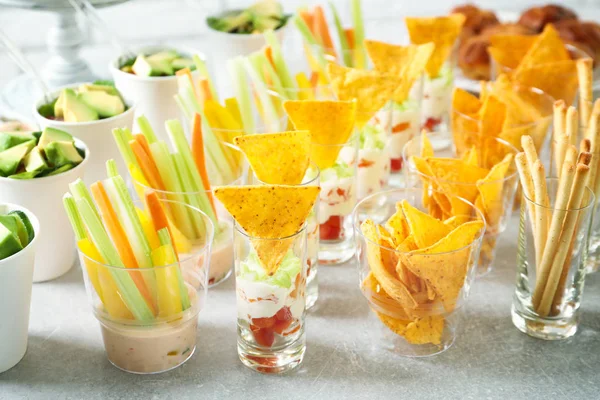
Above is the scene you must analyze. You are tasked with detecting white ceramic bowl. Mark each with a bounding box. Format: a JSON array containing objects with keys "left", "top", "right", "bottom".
[
  {"left": 0, "top": 140, "right": 89, "bottom": 282},
  {"left": 33, "top": 84, "right": 135, "bottom": 184}
]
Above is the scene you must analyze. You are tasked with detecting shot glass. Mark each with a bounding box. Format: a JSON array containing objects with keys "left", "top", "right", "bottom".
[
  {"left": 512, "top": 178, "right": 595, "bottom": 340},
  {"left": 79, "top": 199, "right": 214, "bottom": 374},
  {"left": 315, "top": 134, "right": 359, "bottom": 265},
  {"left": 235, "top": 225, "right": 308, "bottom": 374},
  {"left": 403, "top": 135, "right": 519, "bottom": 276},
  {"left": 353, "top": 188, "right": 485, "bottom": 356}
]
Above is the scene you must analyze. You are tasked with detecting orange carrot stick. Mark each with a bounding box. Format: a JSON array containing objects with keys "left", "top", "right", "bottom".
[
  {"left": 91, "top": 182, "right": 157, "bottom": 315},
  {"left": 345, "top": 28, "right": 355, "bottom": 49},
  {"left": 145, "top": 191, "right": 178, "bottom": 256},
  {"left": 264, "top": 45, "right": 276, "bottom": 71},
  {"left": 176, "top": 67, "right": 198, "bottom": 101},
  {"left": 130, "top": 139, "right": 167, "bottom": 191},
  {"left": 310, "top": 72, "right": 320, "bottom": 88},
  {"left": 299, "top": 10, "right": 315, "bottom": 36},
  {"left": 190, "top": 113, "right": 217, "bottom": 214},
  {"left": 134, "top": 134, "right": 152, "bottom": 157},
  {"left": 314, "top": 6, "right": 336, "bottom": 56},
  {"left": 199, "top": 78, "right": 212, "bottom": 102}
]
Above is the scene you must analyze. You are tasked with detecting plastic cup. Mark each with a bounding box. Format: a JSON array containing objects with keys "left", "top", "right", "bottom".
[
  {"left": 0, "top": 140, "right": 89, "bottom": 282},
  {"left": 79, "top": 198, "right": 213, "bottom": 374},
  {"left": 0, "top": 203, "right": 39, "bottom": 373}
]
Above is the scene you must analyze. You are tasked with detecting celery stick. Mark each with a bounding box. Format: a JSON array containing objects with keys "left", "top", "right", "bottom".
[
  {"left": 330, "top": 2, "right": 353, "bottom": 67},
  {"left": 351, "top": 0, "right": 367, "bottom": 69},
  {"left": 242, "top": 58, "right": 281, "bottom": 132},
  {"left": 293, "top": 14, "right": 329, "bottom": 76},
  {"left": 193, "top": 54, "right": 218, "bottom": 102},
  {"left": 63, "top": 194, "right": 86, "bottom": 241},
  {"left": 150, "top": 141, "right": 196, "bottom": 239},
  {"left": 75, "top": 197, "right": 154, "bottom": 322},
  {"left": 112, "top": 128, "right": 137, "bottom": 168},
  {"left": 201, "top": 120, "right": 236, "bottom": 185},
  {"left": 250, "top": 52, "right": 287, "bottom": 102},
  {"left": 264, "top": 30, "right": 296, "bottom": 100},
  {"left": 106, "top": 159, "right": 119, "bottom": 178},
  {"left": 69, "top": 178, "right": 101, "bottom": 222},
  {"left": 137, "top": 116, "right": 158, "bottom": 144},
  {"left": 171, "top": 152, "right": 206, "bottom": 239},
  {"left": 228, "top": 57, "right": 255, "bottom": 134},
  {"left": 158, "top": 228, "right": 191, "bottom": 310},
  {"left": 175, "top": 94, "right": 193, "bottom": 120}
]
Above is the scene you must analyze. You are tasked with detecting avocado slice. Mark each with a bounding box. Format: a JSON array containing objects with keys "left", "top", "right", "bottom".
[
  {"left": 38, "top": 127, "right": 74, "bottom": 149},
  {"left": 78, "top": 83, "right": 119, "bottom": 97},
  {"left": 0, "top": 214, "right": 28, "bottom": 247},
  {"left": 9, "top": 210, "right": 34, "bottom": 243},
  {"left": 24, "top": 147, "right": 49, "bottom": 173},
  {"left": 0, "top": 223, "right": 23, "bottom": 260},
  {"left": 172, "top": 58, "right": 196, "bottom": 72},
  {"left": 78, "top": 91, "right": 125, "bottom": 118},
  {"left": 0, "top": 131, "right": 35, "bottom": 152},
  {"left": 44, "top": 141, "right": 83, "bottom": 168},
  {"left": 63, "top": 89, "right": 99, "bottom": 122},
  {"left": 248, "top": 0, "right": 283, "bottom": 19},
  {"left": 148, "top": 50, "right": 179, "bottom": 63},
  {"left": 54, "top": 90, "right": 66, "bottom": 119},
  {"left": 0, "top": 140, "right": 36, "bottom": 177},
  {"left": 253, "top": 16, "right": 281, "bottom": 32},
  {"left": 47, "top": 163, "right": 74, "bottom": 176},
  {"left": 132, "top": 55, "right": 174, "bottom": 77}
]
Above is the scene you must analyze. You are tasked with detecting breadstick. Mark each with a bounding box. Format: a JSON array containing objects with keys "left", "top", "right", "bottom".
[
  {"left": 532, "top": 159, "right": 550, "bottom": 267},
  {"left": 580, "top": 138, "right": 591, "bottom": 154},
  {"left": 521, "top": 135, "right": 538, "bottom": 170},
  {"left": 553, "top": 100, "right": 567, "bottom": 177},
  {"left": 588, "top": 112, "right": 600, "bottom": 196},
  {"left": 516, "top": 152, "right": 539, "bottom": 263},
  {"left": 536, "top": 163, "right": 590, "bottom": 317},
  {"left": 577, "top": 58, "right": 593, "bottom": 132},
  {"left": 566, "top": 106, "right": 579, "bottom": 147},
  {"left": 564, "top": 145, "right": 578, "bottom": 168}
]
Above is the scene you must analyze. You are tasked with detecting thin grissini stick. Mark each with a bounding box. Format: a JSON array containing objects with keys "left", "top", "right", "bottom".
[
  {"left": 580, "top": 138, "right": 591, "bottom": 154},
  {"left": 536, "top": 163, "right": 590, "bottom": 317},
  {"left": 516, "top": 152, "right": 539, "bottom": 263},
  {"left": 554, "top": 100, "right": 567, "bottom": 177},
  {"left": 532, "top": 159, "right": 550, "bottom": 266},
  {"left": 577, "top": 58, "right": 593, "bottom": 132},
  {"left": 532, "top": 160, "right": 576, "bottom": 309},
  {"left": 587, "top": 111, "right": 600, "bottom": 196},
  {"left": 566, "top": 106, "right": 579, "bottom": 147},
  {"left": 521, "top": 135, "right": 539, "bottom": 171},
  {"left": 564, "top": 145, "right": 578, "bottom": 168}
]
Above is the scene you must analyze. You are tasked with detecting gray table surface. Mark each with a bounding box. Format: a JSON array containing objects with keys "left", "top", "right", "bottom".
[{"left": 1, "top": 216, "right": 600, "bottom": 400}]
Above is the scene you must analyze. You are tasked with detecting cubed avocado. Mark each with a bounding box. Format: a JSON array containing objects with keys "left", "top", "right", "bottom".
[
  {"left": 47, "top": 163, "right": 74, "bottom": 176},
  {"left": 253, "top": 16, "right": 281, "bottom": 32},
  {"left": 44, "top": 141, "right": 83, "bottom": 168},
  {"left": 24, "top": 147, "right": 48, "bottom": 173},
  {"left": 0, "top": 131, "right": 35, "bottom": 152},
  {"left": 38, "top": 127, "right": 74, "bottom": 149},
  {"left": 63, "top": 88, "right": 99, "bottom": 122},
  {"left": 132, "top": 55, "right": 173, "bottom": 77},
  {"left": 171, "top": 57, "right": 196, "bottom": 72},
  {"left": 0, "top": 223, "right": 23, "bottom": 260},
  {"left": 0, "top": 140, "right": 36, "bottom": 177},
  {"left": 78, "top": 83, "right": 119, "bottom": 97},
  {"left": 78, "top": 91, "right": 125, "bottom": 118},
  {"left": 248, "top": 0, "right": 283, "bottom": 19},
  {"left": 0, "top": 214, "right": 28, "bottom": 247},
  {"left": 54, "top": 90, "right": 66, "bottom": 119}
]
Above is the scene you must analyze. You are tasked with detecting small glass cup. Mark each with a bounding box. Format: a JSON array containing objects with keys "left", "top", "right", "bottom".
[
  {"left": 78, "top": 199, "right": 214, "bottom": 374},
  {"left": 512, "top": 178, "right": 595, "bottom": 340},
  {"left": 353, "top": 188, "right": 485, "bottom": 356},
  {"left": 235, "top": 225, "right": 308, "bottom": 374},
  {"left": 249, "top": 164, "right": 321, "bottom": 310},
  {"left": 403, "top": 135, "right": 519, "bottom": 276},
  {"left": 315, "top": 133, "right": 359, "bottom": 265}
]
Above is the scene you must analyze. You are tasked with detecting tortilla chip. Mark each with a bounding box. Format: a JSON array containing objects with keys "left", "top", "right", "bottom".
[
  {"left": 513, "top": 60, "right": 579, "bottom": 105},
  {"left": 488, "top": 34, "right": 537, "bottom": 70},
  {"left": 516, "top": 25, "right": 570, "bottom": 73},
  {"left": 463, "top": 147, "right": 479, "bottom": 166},
  {"left": 404, "top": 220, "right": 484, "bottom": 311},
  {"left": 451, "top": 88, "right": 481, "bottom": 152},
  {"left": 420, "top": 131, "right": 435, "bottom": 158},
  {"left": 405, "top": 14, "right": 465, "bottom": 78},
  {"left": 235, "top": 131, "right": 310, "bottom": 185},
  {"left": 376, "top": 311, "right": 411, "bottom": 336},
  {"left": 476, "top": 154, "right": 514, "bottom": 228},
  {"left": 478, "top": 95, "right": 506, "bottom": 137},
  {"left": 386, "top": 209, "right": 410, "bottom": 245},
  {"left": 400, "top": 200, "right": 452, "bottom": 248},
  {"left": 443, "top": 215, "right": 472, "bottom": 229},
  {"left": 327, "top": 63, "right": 401, "bottom": 127},
  {"left": 361, "top": 219, "right": 419, "bottom": 310},
  {"left": 214, "top": 185, "right": 319, "bottom": 275},
  {"left": 365, "top": 40, "right": 434, "bottom": 103},
  {"left": 284, "top": 100, "right": 357, "bottom": 169},
  {"left": 403, "top": 316, "right": 445, "bottom": 344}
]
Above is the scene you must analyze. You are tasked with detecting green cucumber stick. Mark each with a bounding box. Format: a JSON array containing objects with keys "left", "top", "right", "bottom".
[
  {"left": 228, "top": 57, "right": 255, "bottom": 134},
  {"left": 263, "top": 30, "right": 297, "bottom": 100},
  {"left": 193, "top": 55, "right": 218, "bottom": 102},
  {"left": 242, "top": 58, "right": 281, "bottom": 132},
  {"left": 75, "top": 197, "right": 154, "bottom": 322},
  {"left": 171, "top": 152, "right": 209, "bottom": 239},
  {"left": 149, "top": 142, "right": 195, "bottom": 239},
  {"left": 158, "top": 228, "right": 190, "bottom": 310},
  {"left": 69, "top": 178, "right": 101, "bottom": 222},
  {"left": 63, "top": 194, "right": 86, "bottom": 241},
  {"left": 330, "top": 2, "right": 353, "bottom": 67},
  {"left": 166, "top": 120, "right": 218, "bottom": 225},
  {"left": 351, "top": 0, "right": 367, "bottom": 69},
  {"left": 250, "top": 52, "right": 287, "bottom": 103},
  {"left": 112, "top": 128, "right": 137, "bottom": 168},
  {"left": 137, "top": 116, "right": 158, "bottom": 144}
]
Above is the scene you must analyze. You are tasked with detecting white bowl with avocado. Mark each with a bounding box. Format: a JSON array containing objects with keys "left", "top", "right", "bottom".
[
  {"left": 110, "top": 46, "right": 202, "bottom": 142},
  {"left": 33, "top": 82, "right": 135, "bottom": 184},
  {"left": 0, "top": 128, "right": 89, "bottom": 282}
]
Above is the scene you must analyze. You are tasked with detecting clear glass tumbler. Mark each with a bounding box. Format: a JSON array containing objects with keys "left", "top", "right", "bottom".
[
  {"left": 235, "top": 225, "right": 308, "bottom": 374},
  {"left": 512, "top": 178, "right": 595, "bottom": 340}
]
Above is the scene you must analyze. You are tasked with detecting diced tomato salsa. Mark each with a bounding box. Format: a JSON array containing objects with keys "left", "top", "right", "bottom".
[
  {"left": 250, "top": 306, "right": 294, "bottom": 347},
  {"left": 390, "top": 157, "right": 403, "bottom": 172},
  {"left": 422, "top": 117, "right": 441, "bottom": 132},
  {"left": 320, "top": 215, "right": 344, "bottom": 241}
]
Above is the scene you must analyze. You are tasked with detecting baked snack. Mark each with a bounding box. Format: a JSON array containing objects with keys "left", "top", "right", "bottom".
[
  {"left": 554, "top": 19, "right": 600, "bottom": 64},
  {"left": 518, "top": 5, "right": 577, "bottom": 33},
  {"left": 452, "top": 4, "right": 499, "bottom": 42}
]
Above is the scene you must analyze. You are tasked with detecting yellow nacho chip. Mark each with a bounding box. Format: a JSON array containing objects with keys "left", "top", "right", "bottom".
[
  {"left": 386, "top": 208, "right": 410, "bottom": 245},
  {"left": 235, "top": 131, "right": 310, "bottom": 185},
  {"left": 488, "top": 34, "right": 537, "bottom": 70},
  {"left": 362, "top": 272, "right": 413, "bottom": 332},
  {"left": 326, "top": 63, "right": 401, "bottom": 127},
  {"left": 451, "top": 88, "right": 481, "bottom": 151},
  {"left": 214, "top": 185, "right": 319, "bottom": 275},
  {"left": 405, "top": 14, "right": 465, "bottom": 78},
  {"left": 478, "top": 94, "right": 506, "bottom": 137},
  {"left": 420, "top": 131, "right": 434, "bottom": 158},
  {"left": 513, "top": 60, "right": 579, "bottom": 105},
  {"left": 404, "top": 220, "right": 484, "bottom": 312},
  {"left": 443, "top": 215, "right": 472, "bottom": 229},
  {"left": 400, "top": 200, "right": 452, "bottom": 248},
  {"left": 284, "top": 100, "right": 357, "bottom": 170},
  {"left": 403, "top": 316, "right": 445, "bottom": 345},
  {"left": 516, "top": 25, "right": 570, "bottom": 73},
  {"left": 463, "top": 147, "right": 479, "bottom": 166},
  {"left": 476, "top": 153, "right": 514, "bottom": 228}
]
